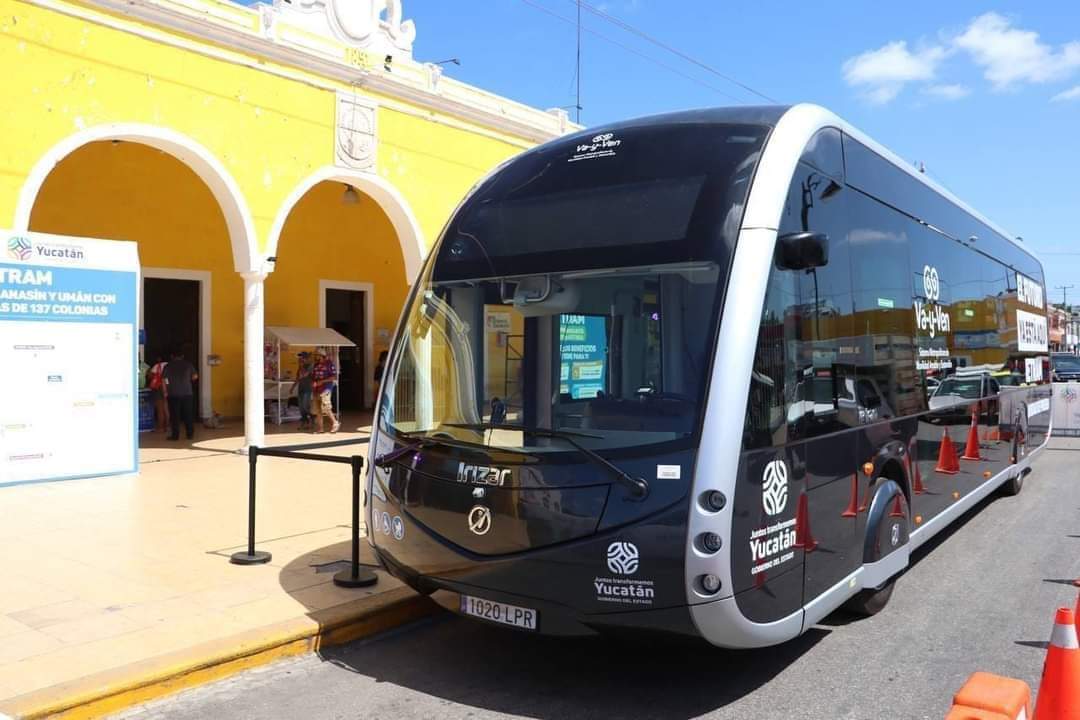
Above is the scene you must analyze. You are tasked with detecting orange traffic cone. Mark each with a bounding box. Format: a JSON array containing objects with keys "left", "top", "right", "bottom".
[
  {"left": 986, "top": 426, "right": 1002, "bottom": 442},
  {"left": 794, "top": 493, "right": 818, "bottom": 552},
  {"left": 936, "top": 429, "right": 960, "bottom": 474},
  {"left": 889, "top": 494, "right": 905, "bottom": 518},
  {"left": 962, "top": 406, "right": 983, "bottom": 461},
  {"left": 1032, "top": 607, "right": 1080, "bottom": 720},
  {"left": 841, "top": 473, "right": 859, "bottom": 518},
  {"left": 908, "top": 437, "right": 926, "bottom": 494}
]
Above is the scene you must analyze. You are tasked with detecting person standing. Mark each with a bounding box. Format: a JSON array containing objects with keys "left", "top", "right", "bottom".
[
  {"left": 163, "top": 348, "right": 198, "bottom": 441},
  {"left": 147, "top": 354, "right": 170, "bottom": 433},
  {"left": 290, "top": 353, "right": 314, "bottom": 431},
  {"left": 312, "top": 347, "right": 340, "bottom": 434}
]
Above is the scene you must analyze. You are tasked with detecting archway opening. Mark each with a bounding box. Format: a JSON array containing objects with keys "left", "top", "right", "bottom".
[
  {"left": 27, "top": 140, "right": 244, "bottom": 433},
  {"left": 266, "top": 180, "right": 409, "bottom": 424}
]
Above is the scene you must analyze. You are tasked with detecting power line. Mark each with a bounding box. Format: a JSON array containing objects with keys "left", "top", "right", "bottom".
[
  {"left": 519, "top": 0, "right": 745, "bottom": 105},
  {"left": 572, "top": 0, "right": 778, "bottom": 104}
]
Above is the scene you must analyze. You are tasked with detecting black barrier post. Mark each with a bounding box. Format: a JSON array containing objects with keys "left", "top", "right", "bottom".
[
  {"left": 334, "top": 455, "right": 378, "bottom": 588},
  {"left": 230, "top": 445, "right": 273, "bottom": 566}
]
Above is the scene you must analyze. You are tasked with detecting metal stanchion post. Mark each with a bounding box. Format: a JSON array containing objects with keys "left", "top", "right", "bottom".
[
  {"left": 334, "top": 455, "right": 378, "bottom": 588},
  {"left": 231, "top": 445, "right": 272, "bottom": 565}
]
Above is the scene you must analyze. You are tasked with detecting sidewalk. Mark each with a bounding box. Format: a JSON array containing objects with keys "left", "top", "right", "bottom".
[{"left": 0, "top": 414, "right": 430, "bottom": 717}]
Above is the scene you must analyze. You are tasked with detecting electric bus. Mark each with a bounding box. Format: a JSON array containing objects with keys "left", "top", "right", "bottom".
[{"left": 366, "top": 104, "right": 1051, "bottom": 648}]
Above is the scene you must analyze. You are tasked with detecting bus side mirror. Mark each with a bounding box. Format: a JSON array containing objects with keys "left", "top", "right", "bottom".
[{"left": 776, "top": 232, "right": 829, "bottom": 270}]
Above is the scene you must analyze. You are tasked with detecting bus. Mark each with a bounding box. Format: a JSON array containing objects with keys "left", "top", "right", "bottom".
[{"left": 366, "top": 104, "right": 1052, "bottom": 647}]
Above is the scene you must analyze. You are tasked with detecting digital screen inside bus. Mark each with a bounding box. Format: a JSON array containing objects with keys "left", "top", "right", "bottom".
[{"left": 559, "top": 314, "right": 607, "bottom": 399}]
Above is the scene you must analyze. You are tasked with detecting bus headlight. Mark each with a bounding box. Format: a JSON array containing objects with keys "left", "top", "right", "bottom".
[
  {"left": 701, "top": 490, "right": 726, "bottom": 512},
  {"left": 699, "top": 574, "right": 722, "bottom": 594},
  {"left": 698, "top": 532, "right": 723, "bottom": 553}
]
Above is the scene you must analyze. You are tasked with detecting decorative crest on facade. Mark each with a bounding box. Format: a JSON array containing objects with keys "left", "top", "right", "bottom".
[
  {"left": 273, "top": 0, "right": 415, "bottom": 58},
  {"left": 335, "top": 91, "right": 377, "bottom": 171}
]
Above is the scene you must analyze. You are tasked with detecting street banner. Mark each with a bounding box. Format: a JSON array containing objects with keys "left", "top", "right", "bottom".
[{"left": 0, "top": 230, "right": 140, "bottom": 486}]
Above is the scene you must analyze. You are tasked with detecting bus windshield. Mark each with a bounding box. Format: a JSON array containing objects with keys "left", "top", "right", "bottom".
[{"left": 378, "top": 122, "right": 769, "bottom": 452}]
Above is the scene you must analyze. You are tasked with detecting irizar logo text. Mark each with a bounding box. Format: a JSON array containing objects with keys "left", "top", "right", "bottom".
[{"left": 456, "top": 462, "right": 510, "bottom": 487}]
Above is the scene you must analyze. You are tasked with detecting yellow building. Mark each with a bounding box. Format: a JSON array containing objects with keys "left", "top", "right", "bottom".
[{"left": 0, "top": 0, "right": 575, "bottom": 447}]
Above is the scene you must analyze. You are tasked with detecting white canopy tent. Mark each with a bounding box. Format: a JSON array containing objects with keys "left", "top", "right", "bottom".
[{"left": 265, "top": 326, "right": 356, "bottom": 425}]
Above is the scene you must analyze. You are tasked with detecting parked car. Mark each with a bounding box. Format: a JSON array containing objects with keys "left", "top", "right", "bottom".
[
  {"left": 928, "top": 372, "right": 1000, "bottom": 424},
  {"left": 1051, "top": 352, "right": 1080, "bottom": 382}
]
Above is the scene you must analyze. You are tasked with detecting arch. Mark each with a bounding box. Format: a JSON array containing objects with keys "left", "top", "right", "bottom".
[
  {"left": 13, "top": 123, "right": 260, "bottom": 273},
  {"left": 267, "top": 167, "right": 426, "bottom": 282}
]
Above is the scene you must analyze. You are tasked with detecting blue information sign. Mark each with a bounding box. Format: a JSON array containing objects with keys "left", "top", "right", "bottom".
[
  {"left": 0, "top": 231, "right": 140, "bottom": 486},
  {"left": 559, "top": 314, "right": 607, "bottom": 399}
]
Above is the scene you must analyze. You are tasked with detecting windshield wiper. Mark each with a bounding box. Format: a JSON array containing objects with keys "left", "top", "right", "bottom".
[
  {"left": 442, "top": 422, "right": 649, "bottom": 500},
  {"left": 374, "top": 428, "right": 536, "bottom": 468},
  {"left": 373, "top": 436, "right": 434, "bottom": 468}
]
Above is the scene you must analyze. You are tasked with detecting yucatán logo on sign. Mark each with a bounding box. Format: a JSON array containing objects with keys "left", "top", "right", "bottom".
[
  {"left": 761, "top": 459, "right": 789, "bottom": 516},
  {"left": 606, "top": 541, "right": 639, "bottom": 575},
  {"left": 7, "top": 236, "right": 31, "bottom": 261},
  {"left": 914, "top": 265, "right": 951, "bottom": 338}
]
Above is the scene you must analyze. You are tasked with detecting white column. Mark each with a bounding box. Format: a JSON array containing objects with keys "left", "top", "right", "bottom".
[{"left": 242, "top": 270, "right": 267, "bottom": 450}]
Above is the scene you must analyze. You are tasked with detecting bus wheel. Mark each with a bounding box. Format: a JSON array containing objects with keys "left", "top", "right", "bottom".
[
  {"left": 843, "top": 479, "right": 908, "bottom": 617},
  {"left": 843, "top": 579, "right": 896, "bottom": 617}
]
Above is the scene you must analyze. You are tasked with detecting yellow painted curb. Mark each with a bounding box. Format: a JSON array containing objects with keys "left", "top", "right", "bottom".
[{"left": 0, "top": 586, "right": 439, "bottom": 720}]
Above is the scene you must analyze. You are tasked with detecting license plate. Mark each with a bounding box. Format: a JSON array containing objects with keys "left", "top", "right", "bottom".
[{"left": 459, "top": 594, "right": 538, "bottom": 631}]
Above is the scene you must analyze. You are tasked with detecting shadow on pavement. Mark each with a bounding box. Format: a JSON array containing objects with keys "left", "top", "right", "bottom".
[
  {"left": 316, "top": 613, "right": 827, "bottom": 719},
  {"left": 275, "top": 539, "right": 384, "bottom": 616}
]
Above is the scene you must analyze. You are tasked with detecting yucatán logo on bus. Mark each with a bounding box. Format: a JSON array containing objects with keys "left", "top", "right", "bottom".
[
  {"left": 606, "top": 541, "right": 639, "bottom": 575},
  {"left": 914, "top": 265, "right": 951, "bottom": 339},
  {"left": 750, "top": 458, "right": 797, "bottom": 577},
  {"left": 761, "top": 459, "right": 788, "bottom": 516},
  {"left": 594, "top": 541, "right": 655, "bottom": 606}
]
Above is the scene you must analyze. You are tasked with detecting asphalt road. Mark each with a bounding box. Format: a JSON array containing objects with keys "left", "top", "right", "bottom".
[{"left": 115, "top": 439, "right": 1080, "bottom": 720}]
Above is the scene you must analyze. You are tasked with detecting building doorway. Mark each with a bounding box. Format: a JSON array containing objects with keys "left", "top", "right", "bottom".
[
  {"left": 144, "top": 276, "right": 202, "bottom": 417},
  {"left": 324, "top": 286, "right": 369, "bottom": 411}
]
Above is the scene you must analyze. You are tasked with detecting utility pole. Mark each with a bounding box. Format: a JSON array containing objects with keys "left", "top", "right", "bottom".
[
  {"left": 1057, "top": 284, "right": 1074, "bottom": 308},
  {"left": 575, "top": 0, "right": 582, "bottom": 124}
]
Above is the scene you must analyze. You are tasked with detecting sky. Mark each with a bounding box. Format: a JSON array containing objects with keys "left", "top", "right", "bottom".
[{"left": 240, "top": 1, "right": 1080, "bottom": 301}]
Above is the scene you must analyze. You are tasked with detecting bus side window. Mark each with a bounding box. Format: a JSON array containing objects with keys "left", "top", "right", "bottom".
[
  {"left": 743, "top": 267, "right": 798, "bottom": 450},
  {"left": 782, "top": 155, "right": 855, "bottom": 439}
]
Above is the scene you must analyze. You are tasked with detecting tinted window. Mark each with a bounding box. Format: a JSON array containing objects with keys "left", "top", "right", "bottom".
[
  {"left": 847, "top": 191, "right": 915, "bottom": 417},
  {"left": 436, "top": 123, "right": 768, "bottom": 281},
  {"left": 743, "top": 264, "right": 798, "bottom": 449},
  {"left": 743, "top": 150, "right": 853, "bottom": 449}
]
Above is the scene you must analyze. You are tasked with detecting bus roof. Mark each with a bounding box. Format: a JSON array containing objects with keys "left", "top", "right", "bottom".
[{"left": 569, "top": 104, "right": 1039, "bottom": 273}]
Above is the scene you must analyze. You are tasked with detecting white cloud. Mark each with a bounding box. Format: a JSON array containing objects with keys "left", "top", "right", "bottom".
[
  {"left": 922, "top": 83, "right": 971, "bottom": 100},
  {"left": 1051, "top": 85, "right": 1080, "bottom": 102},
  {"left": 954, "top": 12, "right": 1080, "bottom": 89},
  {"left": 842, "top": 41, "right": 946, "bottom": 104}
]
